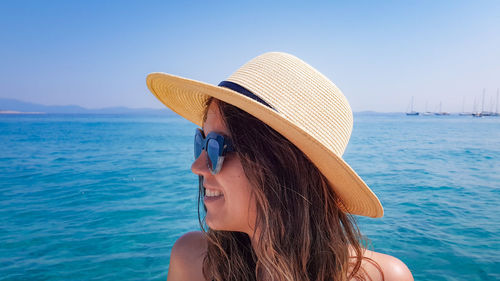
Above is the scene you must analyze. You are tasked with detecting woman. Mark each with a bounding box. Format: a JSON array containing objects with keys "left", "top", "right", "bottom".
[{"left": 146, "top": 52, "right": 413, "bottom": 281}]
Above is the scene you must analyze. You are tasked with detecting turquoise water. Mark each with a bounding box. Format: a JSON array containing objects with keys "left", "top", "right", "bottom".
[{"left": 0, "top": 113, "right": 499, "bottom": 280}]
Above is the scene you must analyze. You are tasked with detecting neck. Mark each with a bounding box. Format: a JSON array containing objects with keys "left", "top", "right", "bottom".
[
  {"left": 248, "top": 229, "right": 260, "bottom": 252},
  {"left": 247, "top": 229, "right": 275, "bottom": 281}
]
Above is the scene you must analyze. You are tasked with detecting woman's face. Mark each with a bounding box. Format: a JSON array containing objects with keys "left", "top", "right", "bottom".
[{"left": 191, "top": 101, "right": 257, "bottom": 234}]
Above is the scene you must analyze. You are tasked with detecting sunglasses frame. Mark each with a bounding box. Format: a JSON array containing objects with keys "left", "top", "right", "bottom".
[{"left": 194, "top": 128, "right": 235, "bottom": 174}]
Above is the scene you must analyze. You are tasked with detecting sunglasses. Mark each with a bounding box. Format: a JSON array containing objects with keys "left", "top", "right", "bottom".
[{"left": 194, "top": 128, "right": 235, "bottom": 174}]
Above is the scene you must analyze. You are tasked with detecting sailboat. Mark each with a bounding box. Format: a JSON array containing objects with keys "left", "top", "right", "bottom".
[
  {"left": 422, "top": 101, "right": 432, "bottom": 116},
  {"left": 434, "top": 102, "right": 450, "bottom": 116},
  {"left": 481, "top": 89, "right": 492, "bottom": 116},
  {"left": 493, "top": 89, "right": 500, "bottom": 116},
  {"left": 406, "top": 96, "right": 419, "bottom": 115},
  {"left": 459, "top": 96, "right": 472, "bottom": 116},
  {"left": 473, "top": 88, "right": 492, "bottom": 117},
  {"left": 486, "top": 88, "right": 500, "bottom": 117},
  {"left": 472, "top": 95, "right": 482, "bottom": 117}
]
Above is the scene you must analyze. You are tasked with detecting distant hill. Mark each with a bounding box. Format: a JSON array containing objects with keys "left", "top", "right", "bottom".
[
  {"left": 1, "top": 97, "right": 400, "bottom": 115},
  {"left": 0, "top": 98, "right": 174, "bottom": 115},
  {"left": 354, "top": 111, "right": 402, "bottom": 116}
]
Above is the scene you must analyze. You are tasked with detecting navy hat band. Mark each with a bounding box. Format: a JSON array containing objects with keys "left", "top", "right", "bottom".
[{"left": 218, "top": 80, "right": 275, "bottom": 110}]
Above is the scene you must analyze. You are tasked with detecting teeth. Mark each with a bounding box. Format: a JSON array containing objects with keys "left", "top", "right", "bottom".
[{"left": 205, "top": 189, "right": 223, "bottom": 197}]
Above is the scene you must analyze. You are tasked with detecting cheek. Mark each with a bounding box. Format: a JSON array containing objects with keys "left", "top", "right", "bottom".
[
  {"left": 224, "top": 166, "right": 252, "bottom": 206},
  {"left": 220, "top": 156, "right": 248, "bottom": 186},
  {"left": 220, "top": 159, "right": 257, "bottom": 229},
  {"left": 227, "top": 181, "right": 257, "bottom": 230}
]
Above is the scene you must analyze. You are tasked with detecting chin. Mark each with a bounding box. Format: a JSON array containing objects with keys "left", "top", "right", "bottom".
[
  {"left": 205, "top": 214, "right": 222, "bottom": 230},
  {"left": 205, "top": 216, "right": 234, "bottom": 232}
]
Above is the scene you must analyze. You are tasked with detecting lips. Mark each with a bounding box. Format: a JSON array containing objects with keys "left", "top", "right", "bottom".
[{"left": 204, "top": 186, "right": 224, "bottom": 203}]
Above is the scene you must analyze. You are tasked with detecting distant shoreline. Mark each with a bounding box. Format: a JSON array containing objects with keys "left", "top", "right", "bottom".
[{"left": 0, "top": 110, "right": 46, "bottom": 114}]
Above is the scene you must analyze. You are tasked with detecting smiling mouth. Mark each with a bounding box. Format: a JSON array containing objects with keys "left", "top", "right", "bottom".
[{"left": 204, "top": 189, "right": 224, "bottom": 202}]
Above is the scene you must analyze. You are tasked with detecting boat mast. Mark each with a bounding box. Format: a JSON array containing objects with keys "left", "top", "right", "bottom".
[
  {"left": 482, "top": 88, "right": 486, "bottom": 114},
  {"left": 496, "top": 88, "right": 499, "bottom": 115}
]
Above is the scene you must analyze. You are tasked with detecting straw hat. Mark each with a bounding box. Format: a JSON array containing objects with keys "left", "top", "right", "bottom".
[{"left": 146, "top": 52, "right": 383, "bottom": 218}]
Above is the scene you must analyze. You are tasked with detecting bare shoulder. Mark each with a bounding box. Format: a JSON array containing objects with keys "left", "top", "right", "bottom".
[
  {"left": 167, "top": 231, "right": 207, "bottom": 281},
  {"left": 358, "top": 249, "right": 414, "bottom": 281}
]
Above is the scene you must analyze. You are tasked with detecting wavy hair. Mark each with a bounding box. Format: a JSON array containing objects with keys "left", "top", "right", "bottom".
[{"left": 198, "top": 98, "right": 380, "bottom": 281}]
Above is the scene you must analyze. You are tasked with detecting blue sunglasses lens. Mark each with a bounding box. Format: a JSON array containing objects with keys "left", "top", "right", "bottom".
[
  {"left": 207, "top": 138, "right": 220, "bottom": 171},
  {"left": 194, "top": 131, "right": 203, "bottom": 159}
]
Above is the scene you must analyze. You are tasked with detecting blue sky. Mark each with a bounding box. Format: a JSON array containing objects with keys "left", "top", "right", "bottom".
[{"left": 1, "top": 0, "right": 499, "bottom": 112}]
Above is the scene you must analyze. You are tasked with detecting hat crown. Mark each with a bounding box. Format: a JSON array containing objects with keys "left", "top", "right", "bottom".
[{"left": 226, "top": 52, "right": 353, "bottom": 156}]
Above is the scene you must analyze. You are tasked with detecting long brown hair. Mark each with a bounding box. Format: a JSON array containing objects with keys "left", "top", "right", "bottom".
[{"left": 198, "top": 98, "right": 378, "bottom": 281}]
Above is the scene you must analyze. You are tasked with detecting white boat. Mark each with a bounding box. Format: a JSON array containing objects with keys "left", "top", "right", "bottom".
[
  {"left": 406, "top": 96, "right": 419, "bottom": 116},
  {"left": 492, "top": 89, "right": 499, "bottom": 116},
  {"left": 434, "top": 102, "right": 450, "bottom": 116},
  {"left": 422, "top": 101, "right": 432, "bottom": 115},
  {"left": 459, "top": 97, "right": 472, "bottom": 116}
]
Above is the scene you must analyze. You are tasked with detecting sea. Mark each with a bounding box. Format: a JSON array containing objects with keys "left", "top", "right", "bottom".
[{"left": 0, "top": 113, "right": 499, "bottom": 281}]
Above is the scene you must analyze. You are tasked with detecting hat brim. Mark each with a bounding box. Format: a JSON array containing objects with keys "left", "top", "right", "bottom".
[{"left": 147, "top": 72, "right": 383, "bottom": 218}]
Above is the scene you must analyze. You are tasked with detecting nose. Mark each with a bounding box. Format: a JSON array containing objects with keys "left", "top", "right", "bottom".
[{"left": 191, "top": 151, "right": 211, "bottom": 177}]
